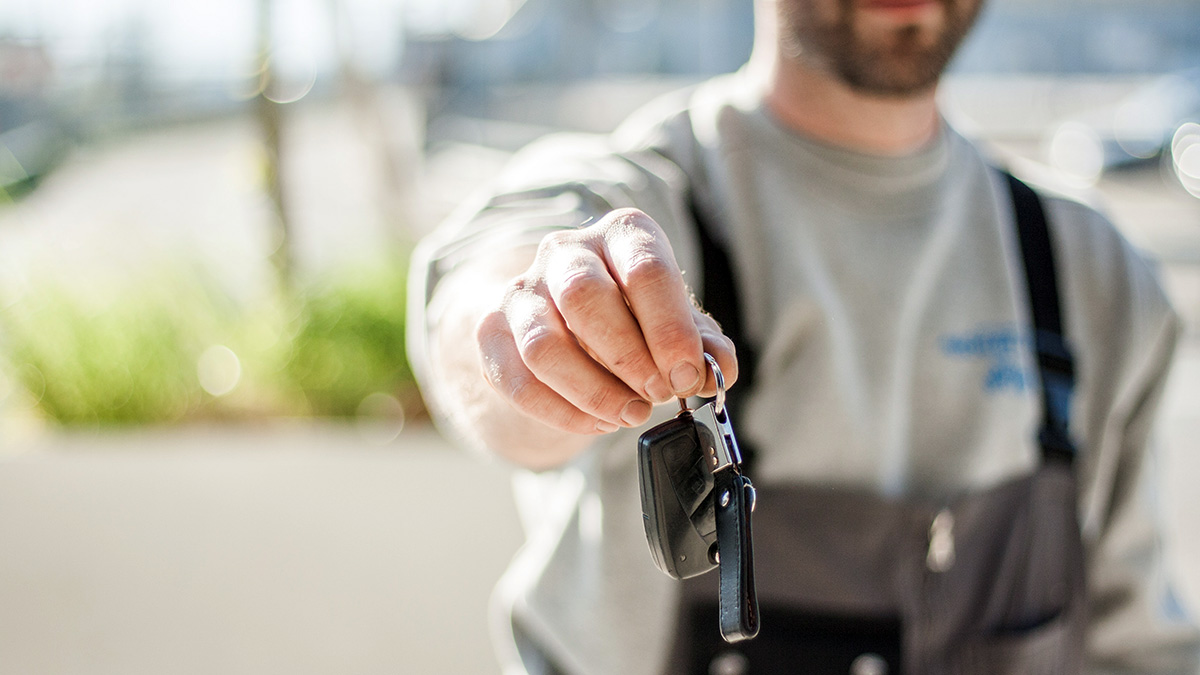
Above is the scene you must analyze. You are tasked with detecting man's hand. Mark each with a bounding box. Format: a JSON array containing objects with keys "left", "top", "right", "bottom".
[{"left": 476, "top": 208, "right": 738, "bottom": 440}]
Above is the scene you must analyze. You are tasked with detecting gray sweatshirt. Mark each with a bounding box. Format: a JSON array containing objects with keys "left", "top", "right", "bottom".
[{"left": 408, "top": 71, "right": 1200, "bottom": 674}]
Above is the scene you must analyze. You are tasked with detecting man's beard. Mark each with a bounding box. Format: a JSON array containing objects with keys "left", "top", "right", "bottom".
[{"left": 779, "top": 0, "right": 983, "bottom": 97}]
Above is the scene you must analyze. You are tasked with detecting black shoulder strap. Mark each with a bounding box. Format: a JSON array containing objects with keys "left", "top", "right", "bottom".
[
  {"left": 691, "top": 193, "right": 759, "bottom": 471},
  {"left": 1005, "top": 172, "right": 1079, "bottom": 464},
  {"left": 692, "top": 173, "right": 1077, "bottom": 467},
  {"left": 692, "top": 195, "right": 757, "bottom": 396}
]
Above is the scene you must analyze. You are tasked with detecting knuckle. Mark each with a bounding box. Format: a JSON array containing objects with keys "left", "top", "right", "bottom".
[
  {"left": 569, "top": 417, "right": 604, "bottom": 436},
  {"left": 506, "top": 374, "right": 540, "bottom": 411},
  {"left": 693, "top": 307, "right": 722, "bottom": 331},
  {"left": 650, "top": 321, "right": 699, "bottom": 351},
  {"left": 604, "top": 207, "right": 659, "bottom": 233},
  {"left": 505, "top": 273, "right": 542, "bottom": 299},
  {"left": 536, "top": 229, "right": 583, "bottom": 260},
  {"left": 477, "top": 353, "right": 513, "bottom": 396},
  {"left": 539, "top": 228, "right": 574, "bottom": 248},
  {"left": 476, "top": 352, "right": 509, "bottom": 393},
  {"left": 501, "top": 375, "right": 606, "bottom": 436},
  {"left": 556, "top": 407, "right": 602, "bottom": 435},
  {"left": 598, "top": 210, "right": 667, "bottom": 255},
  {"left": 518, "top": 327, "right": 565, "bottom": 371},
  {"left": 696, "top": 322, "right": 736, "bottom": 355},
  {"left": 515, "top": 385, "right": 586, "bottom": 434},
  {"left": 475, "top": 309, "right": 507, "bottom": 343},
  {"left": 554, "top": 277, "right": 619, "bottom": 331},
  {"left": 609, "top": 343, "right": 649, "bottom": 371},
  {"left": 583, "top": 385, "right": 621, "bottom": 417},
  {"left": 506, "top": 379, "right": 575, "bottom": 433},
  {"left": 623, "top": 253, "right": 676, "bottom": 289},
  {"left": 556, "top": 270, "right": 614, "bottom": 320}
]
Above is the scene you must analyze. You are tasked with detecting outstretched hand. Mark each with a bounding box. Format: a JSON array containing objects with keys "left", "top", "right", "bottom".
[{"left": 475, "top": 208, "right": 738, "bottom": 436}]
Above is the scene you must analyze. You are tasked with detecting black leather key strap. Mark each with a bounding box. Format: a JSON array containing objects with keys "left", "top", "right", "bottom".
[{"left": 714, "top": 468, "right": 760, "bottom": 642}]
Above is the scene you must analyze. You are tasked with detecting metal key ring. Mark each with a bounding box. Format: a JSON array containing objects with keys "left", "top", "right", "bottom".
[{"left": 704, "top": 353, "right": 726, "bottom": 415}]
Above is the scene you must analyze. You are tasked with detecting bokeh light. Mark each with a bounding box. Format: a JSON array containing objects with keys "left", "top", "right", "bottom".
[
  {"left": 1047, "top": 121, "right": 1105, "bottom": 186},
  {"left": 1172, "top": 122, "right": 1200, "bottom": 198},
  {"left": 406, "top": 0, "right": 527, "bottom": 41},
  {"left": 262, "top": 53, "right": 318, "bottom": 104},
  {"left": 197, "top": 345, "right": 242, "bottom": 397},
  {"left": 355, "top": 391, "right": 406, "bottom": 445},
  {"left": 1112, "top": 96, "right": 1174, "bottom": 160}
]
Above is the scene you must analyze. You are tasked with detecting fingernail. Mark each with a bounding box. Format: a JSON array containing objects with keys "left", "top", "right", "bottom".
[
  {"left": 644, "top": 374, "right": 672, "bottom": 403},
  {"left": 596, "top": 420, "right": 620, "bottom": 433},
  {"left": 621, "top": 400, "right": 653, "bottom": 426},
  {"left": 670, "top": 362, "right": 701, "bottom": 395}
]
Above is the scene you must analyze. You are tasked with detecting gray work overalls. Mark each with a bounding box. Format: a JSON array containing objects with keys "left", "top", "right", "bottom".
[{"left": 665, "top": 173, "right": 1087, "bottom": 674}]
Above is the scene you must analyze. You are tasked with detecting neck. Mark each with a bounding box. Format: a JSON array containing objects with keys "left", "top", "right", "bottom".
[{"left": 749, "top": 42, "right": 943, "bottom": 156}]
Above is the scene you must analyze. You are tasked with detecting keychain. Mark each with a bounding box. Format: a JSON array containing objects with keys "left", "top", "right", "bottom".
[{"left": 637, "top": 354, "right": 759, "bottom": 642}]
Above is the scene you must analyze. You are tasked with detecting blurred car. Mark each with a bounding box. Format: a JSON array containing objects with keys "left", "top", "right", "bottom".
[
  {"left": 0, "top": 39, "right": 72, "bottom": 200},
  {"left": 0, "top": 110, "right": 72, "bottom": 198}
]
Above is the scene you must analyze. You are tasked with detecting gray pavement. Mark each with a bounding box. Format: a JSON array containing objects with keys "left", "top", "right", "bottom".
[{"left": 0, "top": 425, "right": 524, "bottom": 675}]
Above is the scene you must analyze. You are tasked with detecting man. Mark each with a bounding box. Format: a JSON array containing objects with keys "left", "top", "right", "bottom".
[{"left": 407, "top": 0, "right": 1200, "bottom": 672}]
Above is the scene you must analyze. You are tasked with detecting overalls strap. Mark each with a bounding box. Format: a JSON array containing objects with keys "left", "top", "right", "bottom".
[{"left": 1005, "top": 173, "right": 1079, "bottom": 465}]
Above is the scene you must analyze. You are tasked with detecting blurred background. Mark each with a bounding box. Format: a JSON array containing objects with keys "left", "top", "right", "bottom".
[{"left": 0, "top": 0, "right": 1197, "bottom": 673}]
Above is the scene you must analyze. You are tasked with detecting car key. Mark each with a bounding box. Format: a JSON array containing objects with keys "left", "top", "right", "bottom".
[{"left": 638, "top": 354, "right": 760, "bottom": 642}]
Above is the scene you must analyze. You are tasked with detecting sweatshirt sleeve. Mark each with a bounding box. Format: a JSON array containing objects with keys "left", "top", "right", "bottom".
[
  {"left": 405, "top": 130, "right": 695, "bottom": 454},
  {"left": 1051, "top": 197, "right": 1200, "bottom": 674},
  {"left": 1083, "top": 309, "right": 1200, "bottom": 674}
]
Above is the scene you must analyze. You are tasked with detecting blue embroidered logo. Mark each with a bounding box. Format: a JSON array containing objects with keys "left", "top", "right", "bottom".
[{"left": 940, "top": 325, "right": 1032, "bottom": 393}]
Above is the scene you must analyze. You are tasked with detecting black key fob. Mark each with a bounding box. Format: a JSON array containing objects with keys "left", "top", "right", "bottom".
[
  {"left": 637, "top": 354, "right": 759, "bottom": 642},
  {"left": 637, "top": 409, "right": 719, "bottom": 580}
]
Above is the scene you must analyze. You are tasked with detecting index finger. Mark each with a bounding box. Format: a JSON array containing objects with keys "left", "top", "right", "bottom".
[{"left": 599, "top": 209, "right": 706, "bottom": 398}]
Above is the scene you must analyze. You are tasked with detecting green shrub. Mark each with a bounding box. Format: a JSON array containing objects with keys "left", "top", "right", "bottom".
[
  {"left": 0, "top": 269, "right": 225, "bottom": 425},
  {"left": 282, "top": 259, "right": 414, "bottom": 418},
  {"left": 0, "top": 253, "right": 418, "bottom": 427}
]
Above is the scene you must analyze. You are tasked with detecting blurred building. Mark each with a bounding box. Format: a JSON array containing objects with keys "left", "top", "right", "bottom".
[
  {"left": 397, "top": 0, "right": 752, "bottom": 143},
  {"left": 399, "top": 0, "right": 753, "bottom": 87},
  {"left": 395, "top": 0, "right": 1199, "bottom": 144},
  {"left": 397, "top": 0, "right": 1200, "bottom": 91},
  {"left": 955, "top": 0, "right": 1200, "bottom": 75}
]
